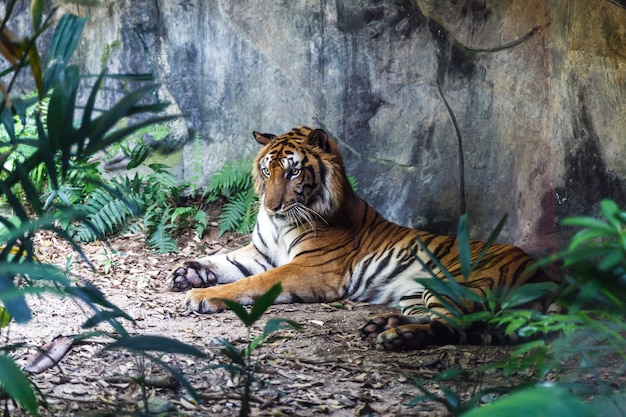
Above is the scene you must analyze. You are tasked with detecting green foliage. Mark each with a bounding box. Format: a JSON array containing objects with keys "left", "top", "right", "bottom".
[
  {"left": 204, "top": 158, "right": 258, "bottom": 235},
  {"left": 409, "top": 214, "right": 560, "bottom": 414},
  {"left": 460, "top": 385, "right": 594, "bottom": 417},
  {"left": 218, "top": 187, "right": 258, "bottom": 235},
  {"left": 411, "top": 201, "right": 626, "bottom": 416},
  {"left": 0, "top": 354, "right": 38, "bottom": 415},
  {"left": 52, "top": 145, "right": 207, "bottom": 253},
  {"left": 67, "top": 186, "right": 138, "bottom": 242},
  {"left": 205, "top": 158, "right": 254, "bottom": 199},
  {"left": 210, "top": 283, "right": 301, "bottom": 417},
  {"left": 414, "top": 214, "right": 555, "bottom": 328},
  {"left": 0, "top": 5, "right": 206, "bottom": 415},
  {"left": 557, "top": 199, "right": 626, "bottom": 312}
]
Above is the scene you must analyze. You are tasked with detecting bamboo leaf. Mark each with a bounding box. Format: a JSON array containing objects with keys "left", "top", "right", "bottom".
[{"left": 27, "top": 40, "right": 43, "bottom": 98}]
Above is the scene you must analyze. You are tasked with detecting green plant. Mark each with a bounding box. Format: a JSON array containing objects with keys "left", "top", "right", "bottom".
[
  {"left": 408, "top": 214, "right": 559, "bottom": 415},
  {"left": 204, "top": 158, "right": 258, "bottom": 235},
  {"left": 55, "top": 143, "right": 207, "bottom": 253},
  {"left": 0, "top": 5, "right": 203, "bottom": 415},
  {"left": 419, "top": 200, "right": 626, "bottom": 416},
  {"left": 210, "top": 283, "right": 301, "bottom": 417},
  {"left": 414, "top": 214, "right": 556, "bottom": 335},
  {"left": 557, "top": 199, "right": 626, "bottom": 312}
]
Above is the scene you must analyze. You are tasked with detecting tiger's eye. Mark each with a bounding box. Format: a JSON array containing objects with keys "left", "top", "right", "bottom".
[
  {"left": 291, "top": 168, "right": 300, "bottom": 178},
  {"left": 261, "top": 167, "right": 270, "bottom": 177}
]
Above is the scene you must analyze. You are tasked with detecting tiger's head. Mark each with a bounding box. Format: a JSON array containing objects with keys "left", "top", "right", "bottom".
[{"left": 252, "top": 126, "right": 353, "bottom": 227}]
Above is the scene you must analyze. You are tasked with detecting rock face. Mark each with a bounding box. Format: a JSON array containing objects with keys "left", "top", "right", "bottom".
[{"left": 48, "top": 1, "right": 626, "bottom": 253}]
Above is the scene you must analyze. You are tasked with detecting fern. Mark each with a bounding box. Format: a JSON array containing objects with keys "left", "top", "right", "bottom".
[
  {"left": 193, "top": 209, "right": 207, "bottom": 236},
  {"left": 204, "top": 158, "right": 254, "bottom": 201},
  {"left": 70, "top": 186, "right": 139, "bottom": 241},
  {"left": 147, "top": 217, "right": 179, "bottom": 254},
  {"left": 218, "top": 187, "right": 258, "bottom": 236}
]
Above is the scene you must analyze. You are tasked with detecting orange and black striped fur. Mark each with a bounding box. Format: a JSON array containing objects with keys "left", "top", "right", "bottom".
[{"left": 167, "top": 127, "right": 553, "bottom": 350}]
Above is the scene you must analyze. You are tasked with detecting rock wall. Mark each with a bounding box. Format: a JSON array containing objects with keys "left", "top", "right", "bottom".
[{"left": 41, "top": 1, "right": 626, "bottom": 254}]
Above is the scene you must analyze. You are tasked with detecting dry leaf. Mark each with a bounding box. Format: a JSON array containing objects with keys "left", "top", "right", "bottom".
[{"left": 24, "top": 335, "right": 74, "bottom": 374}]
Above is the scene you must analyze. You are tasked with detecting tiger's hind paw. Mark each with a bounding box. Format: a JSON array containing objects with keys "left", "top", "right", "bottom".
[
  {"left": 165, "top": 261, "right": 218, "bottom": 292},
  {"left": 374, "top": 324, "right": 435, "bottom": 351},
  {"left": 361, "top": 314, "right": 435, "bottom": 351}
]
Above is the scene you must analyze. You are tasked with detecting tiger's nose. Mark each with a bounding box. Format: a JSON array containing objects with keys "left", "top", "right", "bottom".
[
  {"left": 264, "top": 195, "right": 283, "bottom": 212},
  {"left": 267, "top": 201, "right": 282, "bottom": 212}
]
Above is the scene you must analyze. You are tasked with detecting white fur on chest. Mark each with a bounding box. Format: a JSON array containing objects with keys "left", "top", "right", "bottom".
[{"left": 253, "top": 206, "right": 298, "bottom": 266}]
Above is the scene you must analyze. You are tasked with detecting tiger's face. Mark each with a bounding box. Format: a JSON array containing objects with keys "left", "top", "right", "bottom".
[{"left": 252, "top": 126, "right": 348, "bottom": 227}]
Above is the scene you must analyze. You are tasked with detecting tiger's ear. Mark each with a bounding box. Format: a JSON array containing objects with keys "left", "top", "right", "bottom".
[
  {"left": 253, "top": 131, "right": 276, "bottom": 145},
  {"left": 306, "top": 129, "right": 331, "bottom": 152}
]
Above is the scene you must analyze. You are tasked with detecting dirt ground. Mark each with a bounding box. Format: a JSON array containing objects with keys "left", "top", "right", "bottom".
[{"left": 7, "top": 225, "right": 530, "bottom": 416}]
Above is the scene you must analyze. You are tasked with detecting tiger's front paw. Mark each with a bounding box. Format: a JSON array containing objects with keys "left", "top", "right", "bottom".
[
  {"left": 184, "top": 288, "right": 225, "bottom": 313},
  {"left": 166, "top": 261, "right": 218, "bottom": 292}
]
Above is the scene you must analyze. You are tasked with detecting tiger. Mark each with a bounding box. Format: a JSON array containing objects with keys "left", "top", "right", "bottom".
[{"left": 166, "top": 126, "right": 555, "bottom": 350}]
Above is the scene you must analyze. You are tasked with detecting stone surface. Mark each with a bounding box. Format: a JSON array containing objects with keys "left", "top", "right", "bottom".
[{"left": 17, "top": 1, "right": 626, "bottom": 255}]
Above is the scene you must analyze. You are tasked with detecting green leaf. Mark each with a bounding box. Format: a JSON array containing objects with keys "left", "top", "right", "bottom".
[
  {"left": 598, "top": 249, "right": 624, "bottom": 271},
  {"left": 27, "top": 42, "right": 44, "bottom": 99},
  {"left": 47, "top": 65, "right": 80, "bottom": 177},
  {"left": 147, "top": 221, "right": 178, "bottom": 253},
  {"left": 499, "top": 282, "right": 557, "bottom": 310},
  {"left": 218, "top": 298, "right": 254, "bottom": 327},
  {"left": 0, "top": 354, "right": 39, "bottom": 415},
  {"left": 30, "top": 0, "right": 44, "bottom": 31},
  {"left": 84, "top": 84, "right": 168, "bottom": 152},
  {"left": 262, "top": 317, "right": 302, "bottom": 339},
  {"left": 587, "top": 391, "right": 626, "bottom": 417},
  {"left": 562, "top": 216, "right": 615, "bottom": 235},
  {"left": 35, "top": 112, "right": 58, "bottom": 189},
  {"left": 14, "top": 162, "right": 43, "bottom": 214},
  {"left": 43, "top": 14, "right": 86, "bottom": 92},
  {"left": 126, "top": 140, "right": 151, "bottom": 169},
  {"left": 0, "top": 307, "right": 11, "bottom": 328},
  {"left": 146, "top": 352, "right": 203, "bottom": 403},
  {"left": 217, "top": 339, "right": 247, "bottom": 367},
  {"left": 105, "top": 335, "right": 207, "bottom": 358},
  {"left": 77, "top": 70, "right": 106, "bottom": 155},
  {"left": 194, "top": 210, "right": 207, "bottom": 236},
  {"left": 248, "top": 283, "right": 282, "bottom": 325},
  {"left": 415, "top": 277, "right": 465, "bottom": 317},
  {"left": 600, "top": 199, "right": 622, "bottom": 230},
  {"left": 460, "top": 385, "right": 593, "bottom": 417},
  {"left": 469, "top": 214, "right": 508, "bottom": 273},
  {"left": 0, "top": 272, "right": 33, "bottom": 324},
  {"left": 246, "top": 334, "right": 266, "bottom": 354}
]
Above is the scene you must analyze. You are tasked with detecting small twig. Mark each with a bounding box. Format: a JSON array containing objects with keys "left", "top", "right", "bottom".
[{"left": 104, "top": 375, "right": 179, "bottom": 390}]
